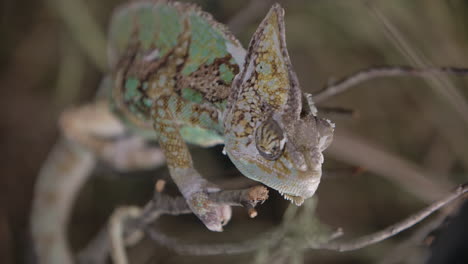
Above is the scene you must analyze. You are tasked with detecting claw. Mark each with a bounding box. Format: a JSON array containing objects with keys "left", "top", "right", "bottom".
[{"left": 188, "top": 191, "right": 232, "bottom": 232}]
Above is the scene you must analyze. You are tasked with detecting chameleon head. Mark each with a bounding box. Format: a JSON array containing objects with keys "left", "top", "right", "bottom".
[{"left": 223, "top": 4, "right": 334, "bottom": 205}]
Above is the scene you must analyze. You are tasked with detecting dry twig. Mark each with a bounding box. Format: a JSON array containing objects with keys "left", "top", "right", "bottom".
[
  {"left": 314, "top": 183, "right": 468, "bottom": 252},
  {"left": 366, "top": 3, "right": 468, "bottom": 171},
  {"left": 141, "top": 183, "right": 467, "bottom": 258},
  {"left": 144, "top": 226, "right": 283, "bottom": 256},
  {"left": 313, "top": 66, "right": 468, "bottom": 103},
  {"left": 91, "top": 180, "right": 269, "bottom": 264}
]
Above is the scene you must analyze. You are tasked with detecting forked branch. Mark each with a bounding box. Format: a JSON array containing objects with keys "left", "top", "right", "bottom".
[
  {"left": 88, "top": 180, "right": 269, "bottom": 264},
  {"left": 144, "top": 183, "right": 467, "bottom": 257},
  {"left": 82, "top": 180, "right": 466, "bottom": 264}
]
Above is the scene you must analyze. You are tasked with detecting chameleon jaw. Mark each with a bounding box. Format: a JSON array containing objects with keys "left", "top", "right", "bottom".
[{"left": 224, "top": 137, "right": 323, "bottom": 207}]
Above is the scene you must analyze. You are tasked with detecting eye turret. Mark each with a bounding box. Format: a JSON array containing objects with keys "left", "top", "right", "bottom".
[{"left": 255, "top": 117, "right": 286, "bottom": 160}]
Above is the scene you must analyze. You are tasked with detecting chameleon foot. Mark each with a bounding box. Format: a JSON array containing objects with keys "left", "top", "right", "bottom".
[{"left": 187, "top": 187, "right": 232, "bottom": 232}]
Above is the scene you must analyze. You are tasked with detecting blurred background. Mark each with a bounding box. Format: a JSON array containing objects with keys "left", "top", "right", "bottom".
[{"left": 1, "top": 0, "right": 468, "bottom": 263}]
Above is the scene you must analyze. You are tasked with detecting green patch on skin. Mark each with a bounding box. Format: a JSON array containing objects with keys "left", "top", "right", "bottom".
[
  {"left": 165, "top": 126, "right": 175, "bottom": 133},
  {"left": 124, "top": 78, "right": 140, "bottom": 101},
  {"left": 157, "top": 108, "right": 166, "bottom": 117},
  {"left": 155, "top": 5, "right": 182, "bottom": 56},
  {"left": 182, "top": 64, "right": 198, "bottom": 75},
  {"left": 181, "top": 88, "right": 204, "bottom": 104},
  {"left": 214, "top": 99, "right": 228, "bottom": 111},
  {"left": 182, "top": 14, "right": 229, "bottom": 75},
  {"left": 129, "top": 104, "right": 140, "bottom": 116},
  {"left": 143, "top": 98, "right": 153, "bottom": 107},
  {"left": 111, "top": 3, "right": 182, "bottom": 56},
  {"left": 229, "top": 57, "right": 237, "bottom": 65},
  {"left": 137, "top": 7, "right": 158, "bottom": 50},
  {"left": 167, "top": 95, "right": 180, "bottom": 116},
  {"left": 180, "top": 126, "right": 224, "bottom": 147},
  {"left": 219, "top": 64, "right": 235, "bottom": 82},
  {"left": 199, "top": 111, "right": 222, "bottom": 132}
]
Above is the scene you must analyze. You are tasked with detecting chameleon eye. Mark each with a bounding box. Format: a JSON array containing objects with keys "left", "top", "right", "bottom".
[{"left": 255, "top": 118, "right": 286, "bottom": 160}]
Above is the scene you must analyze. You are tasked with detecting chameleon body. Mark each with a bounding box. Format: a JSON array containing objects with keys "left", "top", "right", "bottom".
[{"left": 109, "top": 0, "right": 334, "bottom": 231}]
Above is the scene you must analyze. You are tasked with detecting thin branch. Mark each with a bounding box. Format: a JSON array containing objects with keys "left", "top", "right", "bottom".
[
  {"left": 378, "top": 214, "right": 447, "bottom": 264},
  {"left": 82, "top": 180, "right": 269, "bottom": 263},
  {"left": 313, "top": 66, "right": 468, "bottom": 103},
  {"left": 137, "top": 180, "right": 269, "bottom": 222},
  {"left": 144, "top": 226, "right": 284, "bottom": 256},
  {"left": 208, "top": 185, "right": 269, "bottom": 218},
  {"left": 317, "top": 106, "right": 358, "bottom": 118},
  {"left": 109, "top": 207, "right": 142, "bottom": 264},
  {"left": 315, "top": 183, "right": 468, "bottom": 252},
  {"left": 367, "top": 3, "right": 468, "bottom": 125},
  {"left": 102, "top": 183, "right": 467, "bottom": 261},
  {"left": 367, "top": 3, "right": 468, "bottom": 171}
]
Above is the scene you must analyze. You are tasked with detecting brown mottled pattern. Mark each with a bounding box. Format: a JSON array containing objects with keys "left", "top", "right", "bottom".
[
  {"left": 114, "top": 7, "right": 239, "bottom": 130},
  {"left": 112, "top": 13, "right": 190, "bottom": 131},
  {"left": 114, "top": 8, "right": 231, "bottom": 169},
  {"left": 175, "top": 56, "right": 238, "bottom": 102},
  {"left": 228, "top": 78, "right": 265, "bottom": 139},
  {"left": 186, "top": 104, "right": 219, "bottom": 127},
  {"left": 112, "top": 13, "right": 195, "bottom": 169}
]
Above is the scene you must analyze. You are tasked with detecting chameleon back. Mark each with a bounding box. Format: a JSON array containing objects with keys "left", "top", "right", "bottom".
[{"left": 108, "top": 1, "right": 246, "bottom": 144}]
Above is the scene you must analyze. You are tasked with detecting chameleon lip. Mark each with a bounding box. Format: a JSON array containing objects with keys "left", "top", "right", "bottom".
[
  {"left": 279, "top": 191, "right": 305, "bottom": 206},
  {"left": 262, "top": 175, "right": 320, "bottom": 204},
  {"left": 275, "top": 169, "right": 322, "bottom": 201},
  {"left": 226, "top": 146, "right": 322, "bottom": 203}
]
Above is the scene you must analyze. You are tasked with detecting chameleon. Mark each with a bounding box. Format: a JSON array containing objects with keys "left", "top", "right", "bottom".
[{"left": 59, "top": 0, "right": 335, "bottom": 232}]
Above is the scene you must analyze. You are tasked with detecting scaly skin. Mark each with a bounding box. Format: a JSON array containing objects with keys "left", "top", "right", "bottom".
[{"left": 109, "top": 1, "right": 334, "bottom": 231}]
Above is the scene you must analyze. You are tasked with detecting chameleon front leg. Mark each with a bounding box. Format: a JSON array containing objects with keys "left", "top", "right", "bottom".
[{"left": 152, "top": 96, "right": 232, "bottom": 231}]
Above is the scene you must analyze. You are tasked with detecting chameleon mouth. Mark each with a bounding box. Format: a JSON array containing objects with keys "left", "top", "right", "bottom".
[{"left": 279, "top": 190, "right": 305, "bottom": 206}]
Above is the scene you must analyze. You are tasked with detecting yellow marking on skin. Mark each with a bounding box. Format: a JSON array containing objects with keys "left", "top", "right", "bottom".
[
  {"left": 241, "top": 157, "right": 274, "bottom": 175},
  {"left": 273, "top": 159, "right": 290, "bottom": 178},
  {"left": 257, "top": 162, "right": 274, "bottom": 175},
  {"left": 252, "top": 12, "right": 289, "bottom": 109}
]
